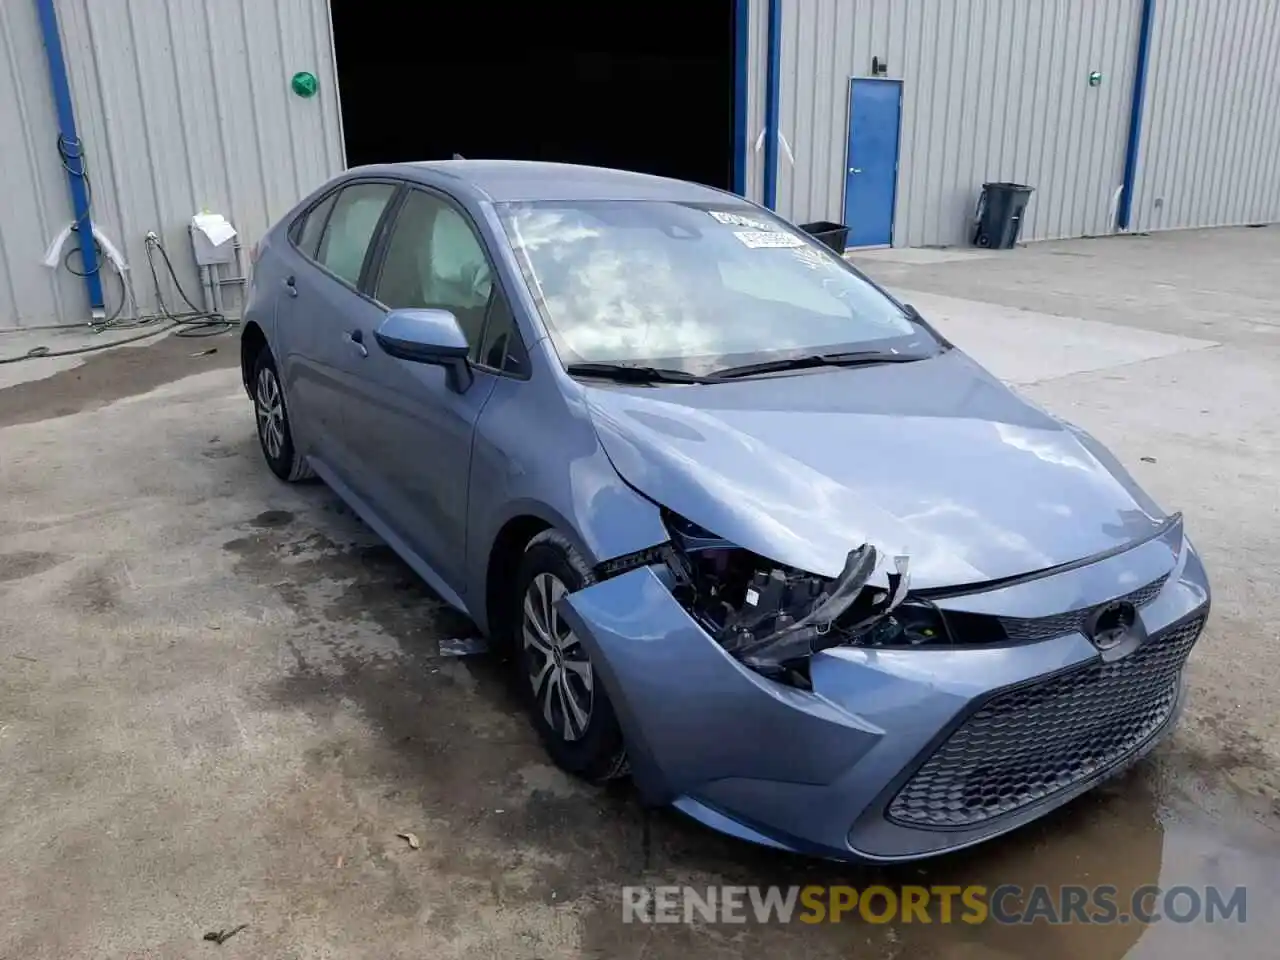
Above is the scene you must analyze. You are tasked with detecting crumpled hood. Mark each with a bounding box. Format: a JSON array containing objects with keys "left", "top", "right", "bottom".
[{"left": 582, "top": 350, "right": 1167, "bottom": 590}]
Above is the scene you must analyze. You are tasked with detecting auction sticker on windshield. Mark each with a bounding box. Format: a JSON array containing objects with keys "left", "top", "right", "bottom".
[
  {"left": 707, "top": 210, "right": 775, "bottom": 230},
  {"left": 733, "top": 230, "right": 806, "bottom": 249}
]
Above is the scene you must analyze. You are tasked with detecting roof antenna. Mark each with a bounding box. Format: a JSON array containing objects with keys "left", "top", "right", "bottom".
[{"left": 452, "top": 152, "right": 465, "bottom": 160}]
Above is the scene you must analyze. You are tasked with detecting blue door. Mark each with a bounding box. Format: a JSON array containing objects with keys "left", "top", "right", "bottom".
[{"left": 843, "top": 79, "right": 902, "bottom": 248}]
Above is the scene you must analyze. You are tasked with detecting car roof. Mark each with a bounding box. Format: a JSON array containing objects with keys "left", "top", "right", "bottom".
[{"left": 339, "top": 159, "right": 741, "bottom": 204}]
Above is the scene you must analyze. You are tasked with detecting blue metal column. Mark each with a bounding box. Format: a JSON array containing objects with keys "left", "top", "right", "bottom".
[
  {"left": 732, "top": 0, "right": 750, "bottom": 196},
  {"left": 34, "top": 0, "right": 104, "bottom": 313},
  {"left": 762, "top": 0, "right": 782, "bottom": 210},
  {"left": 1117, "top": 0, "right": 1155, "bottom": 232}
]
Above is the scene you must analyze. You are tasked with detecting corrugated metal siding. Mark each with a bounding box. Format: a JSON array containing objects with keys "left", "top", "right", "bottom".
[
  {"left": 743, "top": 0, "right": 769, "bottom": 204},
  {"left": 0, "top": 0, "right": 81, "bottom": 328},
  {"left": 0, "top": 0, "right": 343, "bottom": 330},
  {"left": 774, "top": 0, "right": 1141, "bottom": 246},
  {"left": 1132, "top": 0, "right": 1280, "bottom": 232}
]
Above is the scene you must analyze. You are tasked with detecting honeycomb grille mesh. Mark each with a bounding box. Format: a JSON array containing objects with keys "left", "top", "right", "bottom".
[
  {"left": 998, "top": 574, "right": 1169, "bottom": 643},
  {"left": 887, "top": 613, "right": 1205, "bottom": 829}
]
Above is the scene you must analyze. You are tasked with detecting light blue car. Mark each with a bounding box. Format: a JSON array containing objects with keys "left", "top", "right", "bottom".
[{"left": 240, "top": 160, "right": 1210, "bottom": 862}]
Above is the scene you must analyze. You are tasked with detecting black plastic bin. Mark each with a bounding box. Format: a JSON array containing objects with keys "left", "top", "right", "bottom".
[
  {"left": 799, "top": 220, "right": 850, "bottom": 253},
  {"left": 972, "top": 182, "right": 1034, "bottom": 249}
]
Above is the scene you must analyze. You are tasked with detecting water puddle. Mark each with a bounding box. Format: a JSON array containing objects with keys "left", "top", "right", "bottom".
[{"left": 896, "top": 760, "right": 1279, "bottom": 959}]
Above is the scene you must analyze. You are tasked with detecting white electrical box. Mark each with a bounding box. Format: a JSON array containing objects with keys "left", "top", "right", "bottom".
[{"left": 190, "top": 212, "right": 238, "bottom": 265}]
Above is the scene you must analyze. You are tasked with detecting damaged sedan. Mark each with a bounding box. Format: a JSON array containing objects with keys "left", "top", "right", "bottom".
[{"left": 241, "top": 160, "right": 1211, "bottom": 862}]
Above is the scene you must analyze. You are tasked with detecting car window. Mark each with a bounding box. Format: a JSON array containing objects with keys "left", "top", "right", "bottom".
[
  {"left": 374, "top": 189, "right": 495, "bottom": 356},
  {"left": 295, "top": 191, "right": 338, "bottom": 259},
  {"left": 478, "top": 290, "right": 527, "bottom": 375},
  {"left": 316, "top": 182, "right": 396, "bottom": 286}
]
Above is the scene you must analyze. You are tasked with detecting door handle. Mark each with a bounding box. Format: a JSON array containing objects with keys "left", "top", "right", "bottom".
[
  {"left": 345, "top": 329, "right": 368, "bottom": 358},
  {"left": 850, "top": 167, "right": 863, "bottom": 174},
  {"left": 283, "top": 275, "right": 297, "bottom": 298}
]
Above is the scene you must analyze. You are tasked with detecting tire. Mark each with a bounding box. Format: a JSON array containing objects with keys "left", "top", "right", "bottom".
[
  {"left": 514, "top": 529, "right": 628, "bottom": 782},
  {"left": 251, "top": 348, "right": 314, "bottom": 483}
]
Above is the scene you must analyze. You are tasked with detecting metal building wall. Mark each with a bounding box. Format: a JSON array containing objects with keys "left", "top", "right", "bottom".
[
  {"left": 743, "top": 0, "right": 769, "bottom": 204},
  {"left": 1131, "top": 0, "right": 1280, "bottom": 232},
  {"left": 773, "top": 0, "right": 1143, "bottom": 247},
  {"left": 0, "top": 0, "right": 344, "bottom": 331},
  {"left": 0, "top": 0, "right": 83, "bottom": 330}
]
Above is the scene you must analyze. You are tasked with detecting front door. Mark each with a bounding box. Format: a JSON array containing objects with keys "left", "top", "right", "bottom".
[
  {"left": 343, "top": 186, "right": 504, "bottom": 596},
  {"left": 843, "top": 78, "right": 902, "bottom": 248}
]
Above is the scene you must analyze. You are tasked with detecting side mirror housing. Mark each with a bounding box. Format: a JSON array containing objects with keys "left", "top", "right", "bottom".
[{"left": 374, "top": 308, "right": 474, "bottom": 393}]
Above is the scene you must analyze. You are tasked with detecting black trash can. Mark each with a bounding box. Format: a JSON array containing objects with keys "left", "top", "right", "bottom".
[
  {"left": 799, "top": 220, "right": 850, "bottom": 253},
  {"left": 972, "top": 182, "right": 1034, "bottom": 249}
]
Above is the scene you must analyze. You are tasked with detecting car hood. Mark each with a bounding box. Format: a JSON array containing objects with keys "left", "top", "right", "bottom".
[{"left": 581, "top": 350, "right": 1168, "bottom": 590}]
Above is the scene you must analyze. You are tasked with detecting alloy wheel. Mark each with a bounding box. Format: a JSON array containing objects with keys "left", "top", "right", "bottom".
[
  {"left": 522, "top": 572, "right": 594, "bottom": 742},
  {"left": 255, "top": 366, "right": 285, "bottom": 459}
]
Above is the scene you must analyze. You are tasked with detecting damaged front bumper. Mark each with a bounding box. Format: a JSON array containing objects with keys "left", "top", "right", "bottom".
[{"left": 557, "top": 523, "right": 1211, "bottom": 862}]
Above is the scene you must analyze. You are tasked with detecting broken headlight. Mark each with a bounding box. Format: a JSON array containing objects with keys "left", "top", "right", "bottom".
[{"left": 657, "top": 511, "right": 913, "bottom": 677}]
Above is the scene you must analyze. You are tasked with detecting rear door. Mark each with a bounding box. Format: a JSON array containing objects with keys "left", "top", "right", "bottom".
[{"left": 278, "top": 180, "right": 399, "bottom": 485}]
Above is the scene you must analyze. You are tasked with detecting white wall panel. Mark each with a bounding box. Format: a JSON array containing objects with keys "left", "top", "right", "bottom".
[
  {"left": 0, "top": 0, "right": 82, "bottom": 328},
  {"left": 744, "top": 0, "right": 769, "bottom": 204},
  {"left": 1132, "top": 0, "right": 1280, "bottom": 231},
  {"left": 774, "top": 0, "right": 1141, "bottom": 247},
  {"left": 0, "top": 0, "right": 343, "bottom": 330}
]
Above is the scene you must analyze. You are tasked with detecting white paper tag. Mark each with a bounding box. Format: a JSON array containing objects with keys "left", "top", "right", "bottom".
[
  {"left": 708, "top": 210, "right": 775, "bottom": 231},
  {"left": 191, "top": 212, "right": 237, "bottom": 246},
  {"left": 733, "top": 230, "right": 805, "bottom": 249}
]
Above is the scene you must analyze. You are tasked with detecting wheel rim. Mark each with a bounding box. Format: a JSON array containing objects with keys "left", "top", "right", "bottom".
[
  {"left": 522, "top": 572, "right": 593, "bottom": 742},
  {"left": 255, "top": 367, "right": 285, "bottom": 459}
]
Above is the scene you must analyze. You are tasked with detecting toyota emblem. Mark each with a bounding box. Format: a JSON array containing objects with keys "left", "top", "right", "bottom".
[{"left": 1085, "top": 600, "right": 1138, "bottom": 650}]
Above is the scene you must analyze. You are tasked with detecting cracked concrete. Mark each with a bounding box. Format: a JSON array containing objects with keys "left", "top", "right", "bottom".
[{"left": 1, "top": 226, "right": 1278, "bottom": 959}]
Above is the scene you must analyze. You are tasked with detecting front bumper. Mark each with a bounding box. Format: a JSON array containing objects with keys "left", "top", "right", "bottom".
[{"left": 558, "top": 521, "right": 1210, "bottom": 863}]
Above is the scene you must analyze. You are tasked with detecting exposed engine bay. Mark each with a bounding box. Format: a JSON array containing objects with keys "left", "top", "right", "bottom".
[{"left": 594, "top": 512, "right": 923, "bottom": 680}]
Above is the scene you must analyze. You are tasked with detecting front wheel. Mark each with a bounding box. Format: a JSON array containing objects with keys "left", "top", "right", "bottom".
[
  {"left": 514, "top": 530, "right": 627, "bottom": 782},
  {"left": 252, "top": 348, "right": 314, "bottom": 483}
]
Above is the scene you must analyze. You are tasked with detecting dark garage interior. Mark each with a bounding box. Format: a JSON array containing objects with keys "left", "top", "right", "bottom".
[{"left": 331, "top": 0, "right": 738, "bottom": 190}]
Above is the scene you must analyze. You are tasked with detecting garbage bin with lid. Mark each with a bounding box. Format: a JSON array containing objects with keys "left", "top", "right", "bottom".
[
  {"left": 799, "top": 220, "right": 850, "bottom": 254},
  {"left": 972, "top": 182, "right": 1034, "bottom": 249}
]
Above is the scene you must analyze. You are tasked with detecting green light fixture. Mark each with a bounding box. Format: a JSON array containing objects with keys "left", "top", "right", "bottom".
[{"left": 291, "top": 71, "right": 318, "bottom": 98}]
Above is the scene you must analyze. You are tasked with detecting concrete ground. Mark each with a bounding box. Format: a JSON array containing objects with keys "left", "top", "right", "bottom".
[{"left": 2, "top": 227, "right": 1278, "bottom": 959}]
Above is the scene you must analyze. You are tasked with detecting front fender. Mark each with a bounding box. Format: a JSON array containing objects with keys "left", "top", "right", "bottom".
[
  {"left": 465, "top": 374, "right": 670, "bottom": 635},
  {"left": 557, "top": 567, "right": 883, "bottom": 805}
]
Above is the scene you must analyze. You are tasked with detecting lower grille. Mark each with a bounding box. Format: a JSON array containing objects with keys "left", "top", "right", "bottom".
[{"left": 887, "top": 613, "right": 1206, "bottom": 829}]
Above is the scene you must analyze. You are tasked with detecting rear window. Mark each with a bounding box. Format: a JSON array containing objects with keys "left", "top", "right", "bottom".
[{"left": 293, "top": 191, "right": 337, "bottom": 259}]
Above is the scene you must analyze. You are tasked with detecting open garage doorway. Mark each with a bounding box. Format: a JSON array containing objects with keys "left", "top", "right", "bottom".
[{"left": 331, "top": 0, "right": 739, "bottom": 190}]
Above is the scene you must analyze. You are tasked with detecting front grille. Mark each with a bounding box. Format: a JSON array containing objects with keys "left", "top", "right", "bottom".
[
  {"left": 887, "top": 612, "right": 1205, "bottom": 829},
  {"left": 998, "top": 574, "right": 1169, "bottom": 643}
]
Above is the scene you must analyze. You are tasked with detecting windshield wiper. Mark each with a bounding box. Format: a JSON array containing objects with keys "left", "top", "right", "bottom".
[
  {"left": 903, "top": 303, "right": 954, "bottom": 348},
  {"left": 565, "top": 362, "right": 714, "bottom": 384},
  {"left": 711, "top": 350, "right": 928, "bottom": 380}
]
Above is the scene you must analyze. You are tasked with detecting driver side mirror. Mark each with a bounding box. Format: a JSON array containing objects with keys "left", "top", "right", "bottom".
[{"left": 374, "top": 308, "right": 474, "bottom": 393}]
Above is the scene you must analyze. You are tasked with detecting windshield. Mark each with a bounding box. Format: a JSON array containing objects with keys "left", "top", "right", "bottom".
[{"left": 496, "top": 200, "right": 938, "bottom": 375}]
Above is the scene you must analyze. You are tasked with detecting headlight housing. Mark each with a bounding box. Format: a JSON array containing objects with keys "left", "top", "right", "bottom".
[
  {"left": 656, "top": 510, "right": 914, "bottom": 679},
  {"left": 591, "top": 511, "right": 1011, "bottom": 682}
]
